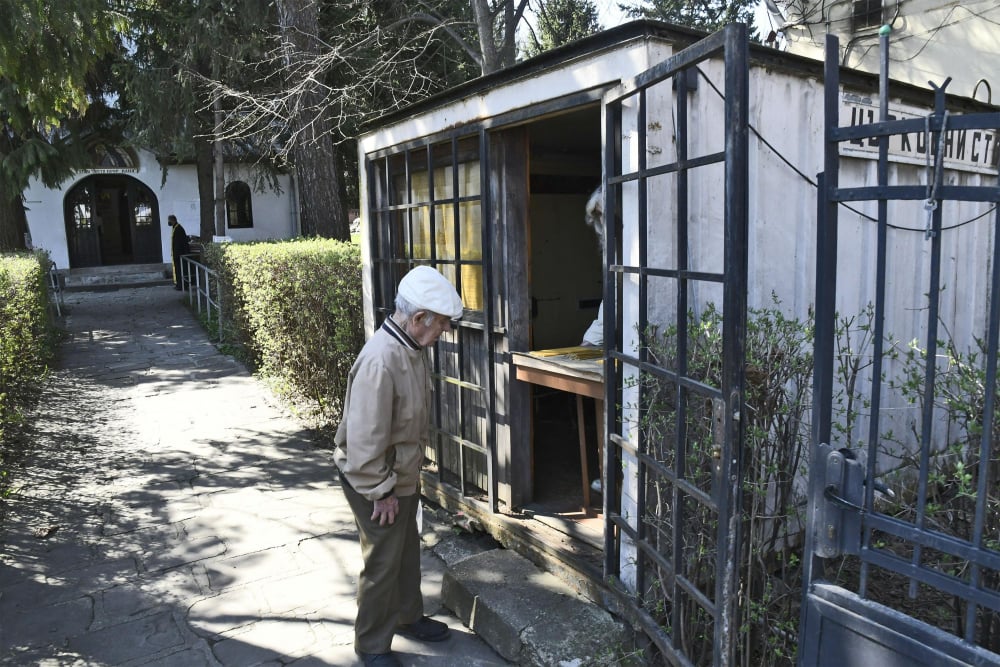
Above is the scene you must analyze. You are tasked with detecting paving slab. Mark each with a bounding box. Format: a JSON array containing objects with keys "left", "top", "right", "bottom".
[{"left": 0, "top": 286, "right": 512, "bottom": 667}]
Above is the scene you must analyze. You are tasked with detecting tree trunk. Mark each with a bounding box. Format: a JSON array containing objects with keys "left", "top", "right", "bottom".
[
  {"left": 213, "top": 99, "right": 226, "bottom": 238},
  {"left": 194, "top": 134, "right": 216, "bottom": 241},
  {"left": 0, "top": 130, "right": 29, "bottom": 251},
  {"left": 471, "top": 0, "right": 524, "bottom": 74},
  {"left": 471, "top": 0, "right": 500, "bottom": 74},
  {"left": 0, "top": 194, "right": 29, "bottom": 252},
  {"left": 276, "top": 0, "right": 348, "bottom": 240},
  {"left": 293, "top": 132, "right": 345, "bottom": 240}
]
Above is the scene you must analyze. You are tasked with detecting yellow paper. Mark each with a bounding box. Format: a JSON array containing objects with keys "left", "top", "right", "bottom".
[{"left": 530, "top": 346, "right": 604, "bottom": 360}]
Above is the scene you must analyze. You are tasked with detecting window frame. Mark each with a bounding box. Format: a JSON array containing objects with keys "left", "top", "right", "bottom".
[
  {"left": 368, "top": 134, "right": 487, "bottom": 325},
  {"left": 225, "top": 181, "right": 254, "bottom": 229},
  {"left": 852, "top": 0, "right": 883, "bottom": 31}
]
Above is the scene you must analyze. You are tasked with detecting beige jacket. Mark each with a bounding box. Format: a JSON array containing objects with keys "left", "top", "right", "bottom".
[{"left": 333, "top": 321, "right": 430, "bottom": 501}]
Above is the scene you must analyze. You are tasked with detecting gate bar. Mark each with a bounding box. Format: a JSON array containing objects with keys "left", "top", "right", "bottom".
[
  {"left": 965, "top": 144, "right": 1000, "bottom": 643},
  {"left": 908, "top": 81, "right": 949, "bottom": 600},
  {"left": 858, "top": 24, "right": 893, "bottom": 599}
]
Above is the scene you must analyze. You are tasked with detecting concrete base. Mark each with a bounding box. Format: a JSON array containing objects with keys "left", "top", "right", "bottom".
[{"left": 434, "top": 529, "right": 629, "bottom": 667}]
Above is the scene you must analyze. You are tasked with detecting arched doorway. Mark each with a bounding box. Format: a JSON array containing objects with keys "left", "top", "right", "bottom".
[{"left": 64, "top": 175, "right": 162, "bottom": 268}]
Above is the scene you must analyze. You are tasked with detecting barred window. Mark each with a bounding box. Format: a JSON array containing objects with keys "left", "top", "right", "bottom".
[
  {"left": 852, "top": 0, "right": 883, "bottom": 31},
  {"left": 68, "top": 186, "right": 94, "bottom": 229},
  {"left": 134, "top": 190, "right": 154, "bottom": 227},
  {"left": 369, "top": 135, "right": 484, "bottom": 317},
  {"left": 225, "top": 181, "right": 254, "bottom": 229}
]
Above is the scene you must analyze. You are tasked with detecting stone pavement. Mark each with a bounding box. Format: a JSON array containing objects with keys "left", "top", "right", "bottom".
[{"left": 0, "top": 285, "right": 511, "bottom": 666}]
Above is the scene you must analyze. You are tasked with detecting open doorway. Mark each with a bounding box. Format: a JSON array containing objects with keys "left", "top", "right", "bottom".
[
  {"left": 64, "top": 175, "right": 163, "bottom": 268},
  {"left": 521, "top": 104, "right": 604, "bottom": 546}
]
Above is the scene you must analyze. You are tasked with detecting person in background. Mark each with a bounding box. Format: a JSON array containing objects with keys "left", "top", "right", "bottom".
[
  {"left": 581, "top": 188, "right": 605, "bottom": 496},
  {"left": 581, "top": 187, "right": 604, "bottom": 347},
  {"left": 166, "top": 215, "right": 190, "bottom": 291},
  {"left": 581, "top": 301, "right": 604, "bottom": 347},
  {"left": 334, "top": 265, "right": 463, "bottom": 667}
]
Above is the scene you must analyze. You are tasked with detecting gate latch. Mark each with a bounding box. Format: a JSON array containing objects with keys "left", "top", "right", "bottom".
[{"left": 814, "top": 442, "right": 864, "bottom": 558}]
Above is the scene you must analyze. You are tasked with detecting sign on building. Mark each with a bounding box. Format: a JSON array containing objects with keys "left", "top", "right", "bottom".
[{"left": 840, "top": 92, "right": 1000, "bottom": 175}]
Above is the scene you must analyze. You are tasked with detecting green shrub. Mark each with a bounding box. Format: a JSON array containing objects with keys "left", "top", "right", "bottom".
[
  {"left": 878, "top": 331, "right": 1000, "bottom": 651},
  {"left": 630, "top": 296, "right": 813, "bottom": 665},
  {"left": 0, "top": 251, "right": 55, "bottom": 452},
  {"left": 202, "top": 238, "right": 364, "bottom": 426}
]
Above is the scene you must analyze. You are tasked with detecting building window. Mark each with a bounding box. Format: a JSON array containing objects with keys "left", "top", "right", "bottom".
[
  {"left": 225, "top": 181, "right": 254, "bottom": 228},
  {"left": 370, "top": 135, "right": 484, "bottom": 317},
  {"left": 853, "top": 0, "right": 883, "bottom": 31},
  {"left": 134, "top": 189, "right": 154, "bottom": 227},
  {"left": 68, "top": 186, "right": 94, "bottom": 229},
  {"left": 367, "top": 133, "right": 489, "bottom": 499}
]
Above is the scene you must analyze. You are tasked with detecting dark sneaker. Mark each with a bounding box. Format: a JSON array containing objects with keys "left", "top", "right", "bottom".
[
  {"left": 396, "top": 615, "right": 451, "bottom": 642},
  {"left": 359, "top": 652, "right": 402, "bottom": 667}
]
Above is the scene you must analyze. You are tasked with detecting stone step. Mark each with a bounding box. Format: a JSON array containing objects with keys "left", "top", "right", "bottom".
[
  {"left": 60, "top": 264, "right": 172, "bottom": 289},
  {"left": 432, "top": 528, "right": 630, "bottom": 666}
]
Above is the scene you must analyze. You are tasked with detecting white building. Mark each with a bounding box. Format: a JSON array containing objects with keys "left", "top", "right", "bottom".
[
  {"left": 23, "top": 145, "right": 298, "bottom": 270},
  {"left": 768, "top": 0, "right": 1000, "bottom": 102}
]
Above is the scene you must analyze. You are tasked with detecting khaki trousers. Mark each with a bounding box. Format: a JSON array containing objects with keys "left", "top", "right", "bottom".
[{"left": 341, "top": 478, "right": 424, "bottom": 654}]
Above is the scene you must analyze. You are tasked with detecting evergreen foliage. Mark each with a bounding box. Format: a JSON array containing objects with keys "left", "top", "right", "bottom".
[
  {"left": 624, "top": 0, "right": 758, "bottom": 35},
  {"left": 0, "top": 0, "right": 125, "bottom": 249},
  {"left": 523, "top": 0, "right": 603, "bottom": 58}
]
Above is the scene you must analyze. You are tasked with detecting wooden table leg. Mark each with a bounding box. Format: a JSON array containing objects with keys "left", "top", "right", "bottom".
[
  {"left": 595, "top": 398, "right": 604, "bottom": 502},
  {"left": 577, "top": 393, "right": 591, "bottom": 512}
]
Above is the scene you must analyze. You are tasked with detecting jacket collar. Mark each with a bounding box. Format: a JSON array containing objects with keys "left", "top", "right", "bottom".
[{"left": 381, "top": 316, "right": 420, "bottom": 350}]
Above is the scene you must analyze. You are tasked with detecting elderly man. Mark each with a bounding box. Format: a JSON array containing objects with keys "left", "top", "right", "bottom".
[{"left": 334, "top": 265, "right": 463, "bottom": 667}]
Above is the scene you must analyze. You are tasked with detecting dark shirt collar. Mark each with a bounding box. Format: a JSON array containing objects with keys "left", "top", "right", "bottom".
[{"left": 381, "top": 316, "right": 420, "bottom": 350}]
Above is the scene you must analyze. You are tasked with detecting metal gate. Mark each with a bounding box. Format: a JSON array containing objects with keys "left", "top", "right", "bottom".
[
  {"left": 600, "top": 24, "right": 749, "bottom": 666},
  {"left": 800, "top": 33, "right": 1000, "bottom": 665}
]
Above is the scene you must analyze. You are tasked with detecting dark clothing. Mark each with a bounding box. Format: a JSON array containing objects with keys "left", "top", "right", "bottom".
[{"left": 170, "top": 223, "right": 191, "bottom": 289}]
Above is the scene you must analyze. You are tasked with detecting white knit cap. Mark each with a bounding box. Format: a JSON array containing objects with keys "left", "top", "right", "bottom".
[{"left": 397, "top": 266, "right": 464, "bottom": 319}]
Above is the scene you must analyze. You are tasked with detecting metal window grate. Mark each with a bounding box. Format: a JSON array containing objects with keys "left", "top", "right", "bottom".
[
  {"left": 366, "top": 131, "right": 498, "bottom": 511},
  {"left": 852, "top": 0, "right": 883, "bottom": 31}
]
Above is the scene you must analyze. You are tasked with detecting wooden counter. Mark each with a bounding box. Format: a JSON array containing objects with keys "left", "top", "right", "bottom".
[{"left": 511, "top": 350, "right": 605, "bottom": 513}]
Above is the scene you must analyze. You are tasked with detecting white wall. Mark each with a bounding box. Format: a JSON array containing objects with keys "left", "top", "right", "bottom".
[
  {"left": 23, "top": 148, "right": 297, "bottom": 268},
  {"left": 775, "top": 0, "right": 1000, "bottom": 102},
  {"left": 218, "top": 163, "right": 298, "bottom": 243}
]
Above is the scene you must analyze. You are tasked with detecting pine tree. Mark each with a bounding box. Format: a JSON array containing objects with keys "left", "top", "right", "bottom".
[
  {"left": 0, "top": 0, "right": 122, "bottom": 250},
  {"left": 523, "top": 0, "right": 603, "bottom": 58},
  {"left": 625, "top": 0, "right": 758, "bottom": 35}
]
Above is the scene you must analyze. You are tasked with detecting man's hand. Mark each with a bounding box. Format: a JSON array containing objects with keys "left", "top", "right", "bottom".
[{"left": 372, "top": 494, "right": 399, "bottom": 525}]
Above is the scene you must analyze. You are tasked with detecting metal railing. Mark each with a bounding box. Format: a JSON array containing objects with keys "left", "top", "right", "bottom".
[
  {"left": 47, "top": 260, "right": 65, "bottom": 318},
  {"left": 180, "top": 254, "right": 225, "bottom": 343}
]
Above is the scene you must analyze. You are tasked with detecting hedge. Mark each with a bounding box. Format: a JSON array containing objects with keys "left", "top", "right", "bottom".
[
  {"left": 0, "top": 251, "right": 55, "bottom": 448},
  {"left": 202, "top": 238, "right": 364, "bottom": 427}
]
